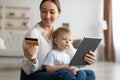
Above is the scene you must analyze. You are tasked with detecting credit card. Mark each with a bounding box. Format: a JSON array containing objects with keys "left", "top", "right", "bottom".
[{"left": 25, "top": 37, "right": 39, "bottom": 46}]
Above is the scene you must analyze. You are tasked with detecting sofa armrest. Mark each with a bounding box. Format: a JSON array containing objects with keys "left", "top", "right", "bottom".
[{"left": 72, "top": 39, "right": 81, "bottom": 49}]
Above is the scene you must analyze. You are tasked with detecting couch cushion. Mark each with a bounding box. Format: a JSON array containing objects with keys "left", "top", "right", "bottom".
[
  {"left": 0, "top": 49, "right": 24, "bottom": 57},
  {"left": 0, "top": 38, "right": 6, "bottom": 49},
  {"left": 72, "top": 39, "right": 81, "bottom": 49}
]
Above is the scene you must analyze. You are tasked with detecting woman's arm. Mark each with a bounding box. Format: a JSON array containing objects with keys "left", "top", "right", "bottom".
[
  {"left": 22, "top": 42, "right": 39, "bottom": 75},
  {"left": 24, "top": 45, "right": 37, "bottom": 64},
  {"left": 22, "top": 31, "right": 40, "bottom": 75}
]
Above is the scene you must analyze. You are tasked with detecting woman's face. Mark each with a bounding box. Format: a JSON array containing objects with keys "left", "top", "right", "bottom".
[{"left": 40, "top": 1, "right": 60, "bottom": 26}]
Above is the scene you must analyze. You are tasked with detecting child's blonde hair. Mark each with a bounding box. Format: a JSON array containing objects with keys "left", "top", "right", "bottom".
[{"left": 52, "top": 27, "right": 72, "bottom": 48}]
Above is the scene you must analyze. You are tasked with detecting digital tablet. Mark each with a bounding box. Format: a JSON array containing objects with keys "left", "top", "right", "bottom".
[{"left": 69, "top": 37, "right": 102, "bottom": 66}]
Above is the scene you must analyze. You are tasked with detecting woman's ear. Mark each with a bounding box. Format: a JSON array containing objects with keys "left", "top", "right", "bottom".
[{"left": 58, "top": 11, "right": 62, "bottom": 17}]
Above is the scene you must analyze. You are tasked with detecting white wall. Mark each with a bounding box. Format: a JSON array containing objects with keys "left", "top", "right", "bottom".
[
  {"left": 59, "top": 0, "right": 104, "bottom": 39},
  {"left": 0, "top": 0, "right": 103, "bottom": 39}
]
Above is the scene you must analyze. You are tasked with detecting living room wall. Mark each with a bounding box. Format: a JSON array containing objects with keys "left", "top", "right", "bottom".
[{"left": 0, "top": 0, "right": 103, "bottom": 39}]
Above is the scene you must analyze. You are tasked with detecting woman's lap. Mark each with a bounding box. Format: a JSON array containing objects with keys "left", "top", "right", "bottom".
[
  {"left": 29, "top": 71, "right": 58, "bottom": 80},
  {"left": 20, "top": 68, "right": 77, "bottom": 80},
  {"left": 20, "top": 69, "right": 57, "bottom": 80},
  {"left": 20, "top": 69, "right": 96, "bottom": 80}
]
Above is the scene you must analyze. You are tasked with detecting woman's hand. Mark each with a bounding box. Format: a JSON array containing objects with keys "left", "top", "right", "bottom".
[
  {"left": 84, "top": 51, "right": 96, "bottom": 65},
  {"left": 24, "top": 45, "right": 37, "bottom": 63}
]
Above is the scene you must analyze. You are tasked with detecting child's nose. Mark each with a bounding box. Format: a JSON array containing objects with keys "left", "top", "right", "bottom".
[{"left": 66, "top": 39, "right": 69, "bottom": 43}]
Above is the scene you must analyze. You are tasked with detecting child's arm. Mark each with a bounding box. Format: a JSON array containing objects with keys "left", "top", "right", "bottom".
[
  {"left": 66, "top": 45, "right": 77, "bottom": 59},
  {"left": 45, "top": 64, "right": 70, "bottom": 72},
  {"left": 45, "top": 65, "right": 77, "bottom": 75}
]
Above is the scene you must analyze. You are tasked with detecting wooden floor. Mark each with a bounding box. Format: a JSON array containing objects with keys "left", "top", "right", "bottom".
[{"left": 0, "top": 62, "right": 120, "bottom": 80}]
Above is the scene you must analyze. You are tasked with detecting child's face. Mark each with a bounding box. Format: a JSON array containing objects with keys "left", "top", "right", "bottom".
[{"left": 54, "top": 32, "right": 72, "bottom": 50}]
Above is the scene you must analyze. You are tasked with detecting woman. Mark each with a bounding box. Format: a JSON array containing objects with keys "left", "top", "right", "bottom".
[{"left": 20, "top": 0, "right": 96, "bottom": 80}]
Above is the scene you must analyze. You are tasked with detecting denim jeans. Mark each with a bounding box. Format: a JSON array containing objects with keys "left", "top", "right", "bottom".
[
  {"left": 20, "top": 68, "right": 95, "bottom": 80},
  {"left": 20, "top": 68, "right": 77, "bottom": 80},
  {"left": 76, "top": 70, "right": 96, "bottom": 80}
]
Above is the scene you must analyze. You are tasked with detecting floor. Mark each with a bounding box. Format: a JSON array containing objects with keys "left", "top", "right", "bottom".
[
  {"left": 83, "top": 62, "right": 120, "bottom": 80},
  {"left": 0, "top": 62, "right": 120, "bottom": 80}
]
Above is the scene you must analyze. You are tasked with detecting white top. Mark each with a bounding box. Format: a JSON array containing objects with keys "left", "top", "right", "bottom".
[
  {"left": 21, "top": 23, "right": 76, "bottom": 75},
  {"left": 43, "top": 49, "right": 71, "bottom": 66},
  {"left": 21, "top": 23, "right": 53, "bottom": 75}
]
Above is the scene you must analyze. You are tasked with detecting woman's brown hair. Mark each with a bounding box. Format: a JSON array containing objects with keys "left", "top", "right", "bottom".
[{"left": 39, "top": 0, "right": 61, "bottom": 12}]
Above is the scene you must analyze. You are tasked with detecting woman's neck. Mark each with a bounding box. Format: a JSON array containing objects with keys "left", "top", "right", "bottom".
[
  {"left": 39, "top": 22, "right": 53, "bottom": 40},
  {"left": 39, "top": 22, "right": 53, "bottom": 31}
]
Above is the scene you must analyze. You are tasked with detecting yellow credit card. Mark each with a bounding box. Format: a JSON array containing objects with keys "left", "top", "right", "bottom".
[{"left": 25, "top": 38, "right": 39, "bottom": 46}]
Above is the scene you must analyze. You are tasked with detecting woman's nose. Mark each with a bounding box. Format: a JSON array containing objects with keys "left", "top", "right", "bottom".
[{"left": 46, "top": 12, "right": 50, "bottom": 18}]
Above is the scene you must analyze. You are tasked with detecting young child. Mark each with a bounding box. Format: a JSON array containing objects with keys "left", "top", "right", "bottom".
[{"left": 43, "top": 27, "right": 95, "bottom": 80}]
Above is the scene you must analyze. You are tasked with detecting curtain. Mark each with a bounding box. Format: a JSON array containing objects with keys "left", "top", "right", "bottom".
[
  {"left": 112, "top": 0, "right": 120, "bottom": 62},
  {"left": 103, "top": 0, "right": 115, "bottom": 61}
]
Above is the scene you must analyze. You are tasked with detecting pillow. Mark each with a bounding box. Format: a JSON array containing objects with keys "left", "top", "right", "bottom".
[
  {"left": 72, "top": 39, "right": 81, "bottom": 49},
  {"left": 0, "top": 38, "right": 6, "bottom": 49}
]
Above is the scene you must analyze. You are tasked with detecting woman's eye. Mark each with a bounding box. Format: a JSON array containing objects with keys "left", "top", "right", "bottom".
[
  {"left": 41, "top": 11, "right": 46, "bottom": 13},
  {"left": 41, "top": 10, "right": 47, "bottom": 13},
  {"left": 50, "top": 11, "right": 55, "bottom": 14}
]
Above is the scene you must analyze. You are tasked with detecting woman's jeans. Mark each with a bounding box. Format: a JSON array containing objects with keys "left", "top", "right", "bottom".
[
  {"left": 20, "top": 68, "right": 77, "bottom": 80},
  {"left": 20, "top": 68, "right": 95, "bottom": 80}
]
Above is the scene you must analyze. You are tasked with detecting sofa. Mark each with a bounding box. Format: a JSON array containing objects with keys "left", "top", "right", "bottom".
[
  {"left": 0, "top": 32, "right": 25, "bottom": 70},
  {"left": 0, "top": 32, "right": 81, "bottom": 70}
]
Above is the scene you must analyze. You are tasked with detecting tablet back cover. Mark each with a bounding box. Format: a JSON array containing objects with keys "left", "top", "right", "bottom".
[{"left": 69, "top": 37, "right": 101, "bottom": 66}]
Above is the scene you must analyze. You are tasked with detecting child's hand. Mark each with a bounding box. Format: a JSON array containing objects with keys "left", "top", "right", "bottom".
[
  {"left": 71, "top": 68, "right": 77, "bottom": 75},
  {"left": 63, "top": 65, "right": 77, "bottom": 75},
  {"left": 67, "top": 66, "right": 77, "bottom": 75}
]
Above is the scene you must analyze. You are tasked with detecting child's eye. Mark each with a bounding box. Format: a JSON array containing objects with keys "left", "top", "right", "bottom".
[
  {"left": 63, "top": 39, "right": 66, "bottom": 40},
  {"left": 62, "top": 38, "right": 66, "bottom": 40}
]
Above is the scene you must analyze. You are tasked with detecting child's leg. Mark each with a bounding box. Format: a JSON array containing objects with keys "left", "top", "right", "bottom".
[
  {"left": 57, "top": 68, "right": 77, "bottom": 80},
  {"left": 76, "top": 70, "right": 86, "bottom": 80},
  {"left": 84, "top": 70, "right": 96, "bottom": 80}
]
